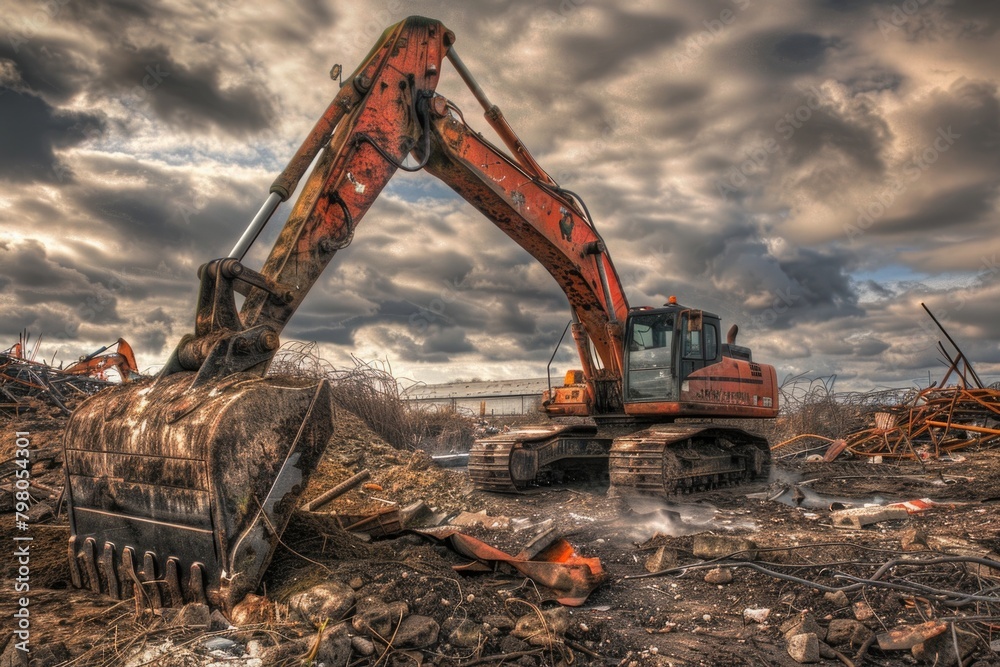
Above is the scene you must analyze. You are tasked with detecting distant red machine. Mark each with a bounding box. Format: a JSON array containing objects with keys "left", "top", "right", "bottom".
[{"left": 64, "top": 338, "right": 140, "bottom": 382}]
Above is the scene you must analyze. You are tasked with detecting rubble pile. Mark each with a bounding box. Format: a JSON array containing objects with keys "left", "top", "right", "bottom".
[{"left": 3, "top": 402, "right": 1000, "bottom": 665}]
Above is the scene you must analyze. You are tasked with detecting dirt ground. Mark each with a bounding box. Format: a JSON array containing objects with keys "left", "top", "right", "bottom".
[{"left": 1, "top": 403, "right": 999, "bottom": 667}]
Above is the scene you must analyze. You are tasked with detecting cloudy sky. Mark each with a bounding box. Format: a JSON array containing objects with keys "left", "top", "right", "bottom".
[{"left": 1, "top": 0, "right": 998, "bottom": 392}]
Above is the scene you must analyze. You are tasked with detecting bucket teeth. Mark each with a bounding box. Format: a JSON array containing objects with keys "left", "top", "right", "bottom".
[
  {"left": 100, "top": 542, "right": 119, "bottom": 600},
  {"left": 72, "top": 539, "right": 213, "bottom": 611},
  {"left": 64, "top": 373, "right": 334, "bottom": 610}
]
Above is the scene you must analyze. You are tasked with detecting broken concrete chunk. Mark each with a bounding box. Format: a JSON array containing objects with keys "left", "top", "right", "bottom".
[
  {"left": 823, "top": 590, "right": 849, "bottom": 607},
  {"left": 826, "top": 619, "right": 871, "bottom": 647},
  {"left": 644, "top": 546, "right": 678, "bottom": 573},
  {"left": 288, "top": 581, "right": 357, "bottom": 625},
  {"left": 899, "top": 527, "right": 929, "bottom": 551},
  {"left": 704, "top": 567, "right": 733, "bottom": 585},
  {"left": 780, "top": 612, "right": 823, "bottom": 641},
  {"left": 317, "top": 624, "right": 352, "bottom": 665},
  {"left": 352, "top": 599, "right": 409, "bottom": 638},
  {"left": 787, "top": 633, "right": 820, "bottom": 663},
  {"left": 692, "top": 534, "right": 758, "bottom": 560},
  {"left": 831, "top": 506, "right": 908, "bottom": 529},
  {"left": 394, "top": 615, "right": 440, "bottom": 648},
  {"left": 852, "top": 601, "right": 875, "bottom": 621},
  {"left": 743, "top": 608, "right": 771, "bottom": 624}
]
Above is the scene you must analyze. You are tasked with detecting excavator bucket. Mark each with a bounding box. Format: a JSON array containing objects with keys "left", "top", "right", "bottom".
[{"left": 63, "top": 371, "right": 333, "bottom": 611}]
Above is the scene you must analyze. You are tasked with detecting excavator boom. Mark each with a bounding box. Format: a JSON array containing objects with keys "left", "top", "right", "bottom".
[{"left": 63, "top": 16, "right": 777, "bottom": 611}]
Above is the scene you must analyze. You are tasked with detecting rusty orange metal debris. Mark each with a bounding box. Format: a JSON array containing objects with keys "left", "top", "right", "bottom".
[{"left": 414, "top": 527, "right": 606, "bottom": 606}]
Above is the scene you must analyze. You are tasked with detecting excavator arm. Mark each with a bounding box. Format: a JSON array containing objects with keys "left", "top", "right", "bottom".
[
  {"left": 62, "top": 16, "right": 773, "bottom": 612},
  {"left": 64, "top": 338, "right": 140, "bottom": 382},
  {"left": 65, "top": 15, "right": 633, "bottom": 611}
]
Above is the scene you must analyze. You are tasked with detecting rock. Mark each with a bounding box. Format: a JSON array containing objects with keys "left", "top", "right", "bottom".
[
  {"left": 210, "top": 609, "right": 232, "bottom": 631},
  {"left": 349, "top": 576, "right": 364, "bottom": 590},
  {"left": 394, "top": 615, "right": 440, "bottom": 648},
  {"left": 830, "top": 506, "right": 908, "bottom": 529},
  {"left": 826, "top": 619, "right": 871, "bottom": 648},
  {"left": 351, "top": 636, "right": 375, "bottom": 657},
  {"left": 823, "top": 590, "right": 849, "bottom": 607},
  {"left": 787, "top": 633, "right": 820, "bottom": 663},
  {"left": 912, "top": 626, "right": 979, "bottom": 666},
  {"left": 231, "top": 594, "right": 279, "bottom": 626},
  {"left": 484, "top": 614, "right": 516, "bottom": 632},
  {"left": 203, "top": 637, "right": 245, "bottom": 656},
  {"left": 171, "top": 603, "right": 210, "bottom": 628},
  {"left": 780, "top": 612, "right": 823, "bottom": 641},
  {"left": 514, "top": 607, "right": 570, "bottom": 647},
  {"left": 900, "top": 528, "right": 929, "bottom": 551},
  {"left": 288, "top": 581, "right": 356, "bottom": 625},
  {"left": 743, "top": 608, "right": 771, "bottom": 624},
  {"left": 704, "top": 567, "right": 733, "bottom": 585},
  {"left": 317, "top": 623, "right": 352, "bottom": 665},
  {"left": 852, "top": 601, "right": 874, "bottom": 621},
  {"left": 448, "top": 619, "right": 483, "bottom": 648},
  {"left": 692, "top": 534, "right": 758, "bottom": 560},
  {"left": 352, "top": 599, "right": 409, "bottom": 638},
  {"left": 644, "top": 546, "right": 678, "bottom": 573},
  {"left": 818, "top": 642, "right": 836, "bottom": 659}
]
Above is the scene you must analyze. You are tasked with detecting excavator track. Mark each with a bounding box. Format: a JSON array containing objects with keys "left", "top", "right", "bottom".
[
  {"left": 609, "top": 425, "right": 769, "bottom": 496},
  {"left": 468, "top": 424, "right": 603, "bottom": 492}
]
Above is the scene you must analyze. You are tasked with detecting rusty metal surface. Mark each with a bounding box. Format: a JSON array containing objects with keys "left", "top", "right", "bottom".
[
  {"left": 414, "top": 527, "right": 606, "bottom": 606},
  {"left": 63, "top": 372, "right": 333, "bottom": 610},
  {"left": 1, "top": 333, "right": 121, "bottom": 415},
  {"left": 609, "top": 425, "right": 770, "bottom": 495}
]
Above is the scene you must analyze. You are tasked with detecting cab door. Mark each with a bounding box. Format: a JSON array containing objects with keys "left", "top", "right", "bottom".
[{"left": 676, "top": 311, "right": 718, "bottom": 382}]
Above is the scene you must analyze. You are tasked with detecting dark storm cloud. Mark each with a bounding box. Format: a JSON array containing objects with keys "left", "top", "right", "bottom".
[
  {"left": 0, "top": 39, "right": 95, "bottom": 103},
  {"left": 92, "top": 44, "right": 274, "bottom": 136},
  {"left": 0, "top": 241, "right": 126, "bottom": 342},
  {"left": 0, "top": 86, "right": 104, "bottom": 183},
  {"left": 555, "top": 8, "right": 684, "bottom": 81}
]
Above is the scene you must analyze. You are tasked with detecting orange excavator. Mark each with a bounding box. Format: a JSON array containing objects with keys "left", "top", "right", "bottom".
[
  {"left": 63, "top": 17, "right": 778, "bottom": 610},
  {"left": 63, "top": 338, "right": 141, "bottom": 382}
]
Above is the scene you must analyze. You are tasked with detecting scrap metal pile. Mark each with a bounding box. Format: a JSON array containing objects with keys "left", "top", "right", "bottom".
[
  {"left": 844, "top": 305, "right": 1000, "bottom": 460},
  {"left": 0, "top": 333, "right": 124, "bottom": 415}
]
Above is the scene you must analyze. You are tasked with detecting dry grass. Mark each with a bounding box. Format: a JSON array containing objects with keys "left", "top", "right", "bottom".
[{"left": 269, "top": 341, "right": 474, "bottom": 452}]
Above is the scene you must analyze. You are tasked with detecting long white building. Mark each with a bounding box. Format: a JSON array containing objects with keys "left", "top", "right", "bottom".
[{"left": 403, "top": 378, "right": 550, "bottom": 415}]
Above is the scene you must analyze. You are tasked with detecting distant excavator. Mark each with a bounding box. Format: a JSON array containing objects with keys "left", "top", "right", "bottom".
[
  {"left": 64, "top": 338, "right": 141, "bottom": 382},
  {"left": 62, "top": 17, "right": 778, "bottom": 611}
]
